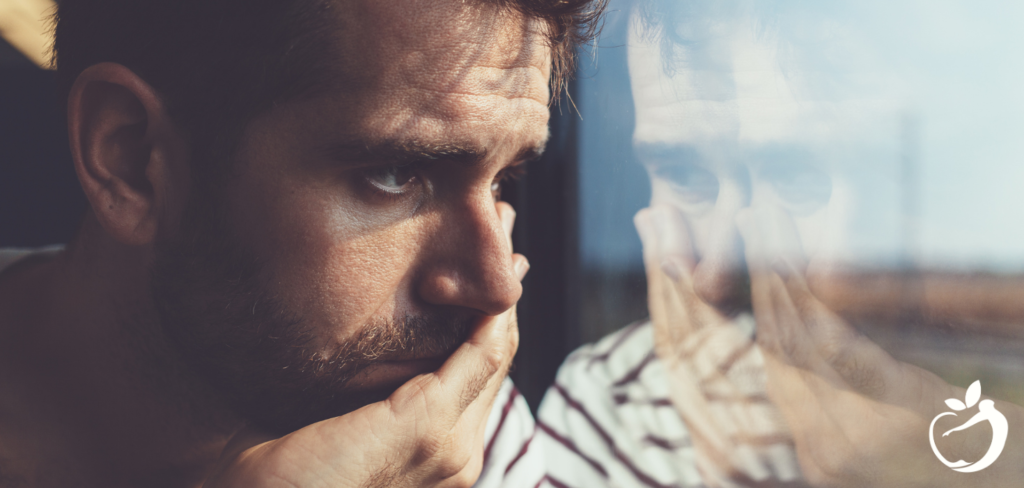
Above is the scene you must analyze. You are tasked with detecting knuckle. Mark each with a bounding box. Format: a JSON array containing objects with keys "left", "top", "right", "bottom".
[
  {"left": 817, "top": 336, "right": 847, "bottom": 366},
  {"left": 431, "top": 449, "right": 473, "bottom": 483},
  {"left": 481, "top": 343, "right": 505, "bottom": 377},
  {"left": 412, "top": 433, "right": 448, "bottom": 466},
  {"left": 445, "top": 464, "right": 480, "bottom": 488}
]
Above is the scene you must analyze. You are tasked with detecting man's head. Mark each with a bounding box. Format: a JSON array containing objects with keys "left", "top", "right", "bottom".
[
  {"left": 628, "top": 0, "right": 900, "bottom": 318},
  {"left": 57, "top": 0, "right": 603, "bottom": 435}
]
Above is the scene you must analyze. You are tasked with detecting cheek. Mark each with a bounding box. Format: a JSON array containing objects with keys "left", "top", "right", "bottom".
[
  {"left": 309, "top": 225, "right": 421, "bottom": 333},
  {"left": 228, "top": 178, "right": 425, "bottom": 341}
]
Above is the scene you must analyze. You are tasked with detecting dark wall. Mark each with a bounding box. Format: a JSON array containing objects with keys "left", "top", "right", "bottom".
[{"left": 0, "top": 46, "right": 86, "bottom": 246}]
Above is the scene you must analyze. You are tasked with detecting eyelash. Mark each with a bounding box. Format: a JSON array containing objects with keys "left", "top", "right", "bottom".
[
  {"left": 361, "top": 163, "right": 528, "bottom": 203},
  {"left": 492, "top": 164, "right": 527, "bottom": 200},
  {"left": 361, "top": 164, "right": 419, "bottom": 201}
]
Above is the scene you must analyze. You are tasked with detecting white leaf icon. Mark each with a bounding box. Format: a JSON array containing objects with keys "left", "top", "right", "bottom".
[
  {"left": 965, "top": 380, "right": 981, "bottom": 408},
  {"left": 945, "top": 398, "right": 967, "bottom": 411}
]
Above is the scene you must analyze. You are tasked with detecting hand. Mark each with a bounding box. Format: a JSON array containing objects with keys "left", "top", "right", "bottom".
[
  {"left": 203, "top": 202, "right": 527, "bottom": 488},
  {"left": 634, "top": 204, "right": 802, "bottom": 487},
  {"left": 736, "top": 205, "right": 1024, "bottom": 487}
]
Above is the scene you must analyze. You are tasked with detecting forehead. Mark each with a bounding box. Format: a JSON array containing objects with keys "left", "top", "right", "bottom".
[
  {"left": 627, "top": 7, "right": 901, "bottom": 148},
  {"left": 319, "top": 0, "right": 552, "bottom": 149}
]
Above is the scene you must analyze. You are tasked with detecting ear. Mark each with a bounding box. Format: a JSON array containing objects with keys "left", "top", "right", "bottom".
[{"left": 68, "top": 62, "right": 189, "bottom": 245}]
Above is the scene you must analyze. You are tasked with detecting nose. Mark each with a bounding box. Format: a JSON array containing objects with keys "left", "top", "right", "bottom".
[
  {"left": 416, "top": 195, "right": 522, "bottom": 316},
  {"left": 691, "top": 178, "right": 750, "bottom": 313}
]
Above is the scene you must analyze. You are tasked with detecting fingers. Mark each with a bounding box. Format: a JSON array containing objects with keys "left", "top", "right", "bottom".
[
  {"left": 738, "top": 206, "right": 908, "bottom": 403},
  {"left": 737, "top": 206, "right": 837, "bottom": 379},
  {"left": 387, "top": 238, "right": 523, "bottom": 433},
  {"left": 496, "top": 201, "right": 515, "bottom": 252},
  {"left": 635, "top": 204, "right": 698, "bottom": 281},
  {"left": 775, "top": 261, "right": 897, "bottom": 399},
  {"left": 512, "top": 253, "right": 529, "bottom": 283},
  {"left": 218, "top": 427, "right": 275, "bottom": 464},
  {"left": 636, "top": 205, "right": 710, "bottom": 348},
  {"left": 737, "top": 207, "right": 794, "bottom": 361},
  {"left": 398, "top": 307, "right": 514, "bottom": 419}
]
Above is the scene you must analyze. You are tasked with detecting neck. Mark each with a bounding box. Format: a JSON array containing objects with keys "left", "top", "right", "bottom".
[{"left": 0, "top": 218, "right": 242, "bottom": 487}]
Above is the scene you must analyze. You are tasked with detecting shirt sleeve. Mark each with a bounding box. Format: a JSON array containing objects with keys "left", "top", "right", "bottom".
[{"left": 472, "top": 377, "right": 545, "bottom": 488}]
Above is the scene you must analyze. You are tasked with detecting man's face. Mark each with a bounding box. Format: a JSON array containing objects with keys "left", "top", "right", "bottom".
[
  {"left": 628, "top": 2, "right": 895, "bottom": 315},
  {"left": 153, "top": 0, "right": 550, "bottom": 434}
]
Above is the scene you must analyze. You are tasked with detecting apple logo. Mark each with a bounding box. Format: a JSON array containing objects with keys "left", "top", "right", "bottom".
[{"left": 929, "top": 380, "right": 1008, "bottom": 473}]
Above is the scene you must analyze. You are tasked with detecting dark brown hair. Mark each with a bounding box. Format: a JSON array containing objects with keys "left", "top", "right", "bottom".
[{"left": 51, "top": 0, "right": 606, "bottom": 175}]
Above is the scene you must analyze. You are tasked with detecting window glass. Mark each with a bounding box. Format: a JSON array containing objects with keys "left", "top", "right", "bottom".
[{"left": 574, "top": 0, "right": 1024, "bottom": 484}]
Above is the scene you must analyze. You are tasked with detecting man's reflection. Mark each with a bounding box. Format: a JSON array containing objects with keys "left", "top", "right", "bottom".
[
  {"left": 627, "top": 2, "right": 853, "bottom": 484},
  {"left": 538, "top": 2, "right": 1024, "bottom": 487}
]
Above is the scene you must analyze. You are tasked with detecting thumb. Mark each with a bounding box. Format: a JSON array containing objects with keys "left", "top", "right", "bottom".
[{"left": 218, "top": 426, "right": 276, "bottom": 462}]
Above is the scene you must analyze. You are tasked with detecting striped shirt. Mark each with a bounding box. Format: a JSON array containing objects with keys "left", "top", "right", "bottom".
[
  {"left": 476, "top": 377, "right": 546, "bottom": 487},
  {"left": 535, "top": 320, "right": 802, "bottom": 488}
]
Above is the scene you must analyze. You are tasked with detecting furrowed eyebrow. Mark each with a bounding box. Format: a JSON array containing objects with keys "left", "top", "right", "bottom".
[
  {"left": 325, "top": 138, "right": 546, "bottom": 167},
  {"left": 326, "top": 139, "right": 487, "bottom": 166},
  {"left": 513, "top": 142, "right": 546, "bottom": 164}
]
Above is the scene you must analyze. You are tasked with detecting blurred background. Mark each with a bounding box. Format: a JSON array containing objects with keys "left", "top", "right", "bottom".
[{"left": 560, "top": 0, "right": 1024, "bottom": 411}]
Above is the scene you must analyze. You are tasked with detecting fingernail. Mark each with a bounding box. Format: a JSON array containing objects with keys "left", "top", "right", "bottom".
[
  {"left": 634, "top": 209, "right": 653, "bottom": 244},
  {"left": 771, "top": 258, "right": 791, "bottom": 278},
  {"left": 503, "top": 207, "right": 516, "bottom": 237},
  {"left": 515, "top": 258, "right": 530, "bottom": 281},
  {"left": 660, "top": 257, "right": 684, "bottom": 281}
]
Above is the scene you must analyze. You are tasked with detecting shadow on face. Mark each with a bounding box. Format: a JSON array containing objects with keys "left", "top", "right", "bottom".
[{"left": 149, "top": 0, "right": 551, "bottom": 435}]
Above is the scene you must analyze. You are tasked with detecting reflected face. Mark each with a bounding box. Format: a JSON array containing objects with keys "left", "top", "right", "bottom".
[
  {"left": 153, "top": 0, "right": 549, "bottom": 434},
  {"left": 628, "top": 3, "right": 891, "bottom": 312}
]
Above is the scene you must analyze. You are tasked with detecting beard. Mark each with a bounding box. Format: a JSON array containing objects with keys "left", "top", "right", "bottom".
[{"left": 150, "top": 179, "right": 474, "bottom": 436}]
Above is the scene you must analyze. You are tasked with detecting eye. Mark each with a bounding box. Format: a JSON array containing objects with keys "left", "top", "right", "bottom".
[
  {"left": 652, "top": 162, "right": 719, "bottom": 204},
  {"left": 492, "top": 164, "right": 527, "bottom": 201},
  {"left": 365, "top": 163, "right": 418, "bottom": 194}
]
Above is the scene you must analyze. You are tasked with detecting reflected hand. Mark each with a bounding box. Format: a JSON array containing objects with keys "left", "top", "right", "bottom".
[
  {"left": 736, "top": 205, "right": 1020, "bottom": 487},
  {"left": 203, "top": 202, "right": 526, "bottom": 488},
  {"left": 635, "top": 204, "right": 802, "bottom": 487}
]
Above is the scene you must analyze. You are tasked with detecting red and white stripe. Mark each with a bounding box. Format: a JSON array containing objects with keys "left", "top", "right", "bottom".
[
  {"left": 474, "top": 377, "right": 546, "bottom": 487},
  {"left": 535, "top": 321, "right": 712, "bottom": 488}
]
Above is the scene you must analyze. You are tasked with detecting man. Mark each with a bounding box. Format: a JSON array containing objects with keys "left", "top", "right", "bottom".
[
  {"left": 537, "top": 2, "right": 1024, "bottom": 487},
  {"left": 0, "top": 0, "right": 604, "bottom": 486}
]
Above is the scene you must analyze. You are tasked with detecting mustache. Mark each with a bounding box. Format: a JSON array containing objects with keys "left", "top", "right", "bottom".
[{"left": 329, "top": 312, "right": 478, "bottom": 367}]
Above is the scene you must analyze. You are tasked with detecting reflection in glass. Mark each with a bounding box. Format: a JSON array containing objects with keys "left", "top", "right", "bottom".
[{"left": 544, "top": 1, "right": 1024, "bottom": 487}]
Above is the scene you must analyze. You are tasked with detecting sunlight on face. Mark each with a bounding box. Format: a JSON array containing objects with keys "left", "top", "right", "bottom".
[{"left": 155, "top": 0, "right": 550, "bottom": 434}]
